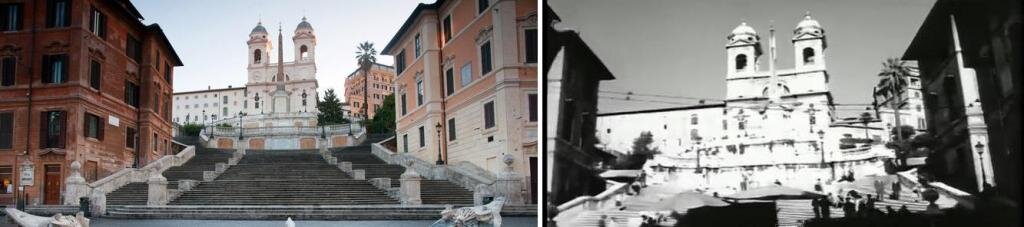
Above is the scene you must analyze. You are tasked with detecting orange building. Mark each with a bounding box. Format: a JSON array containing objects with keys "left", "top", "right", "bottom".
[
  {"left": 382, "top": 0, "right": 538, "bottom": 203},
  {"left": 344, "top": 63, "right": 395, "bottom": 119},
  {"left": 0, "top": 0, "right": 181, "bottom": 205}
]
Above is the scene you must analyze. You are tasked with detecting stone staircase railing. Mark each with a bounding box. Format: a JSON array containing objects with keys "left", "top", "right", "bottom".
[
  {"left": 556, "top": 181, "right": 630, "bottom": 219},
  {"left": 67, "top": 145, "right": 196, "bottom": 213},
  {"left": 896, "top": 168, "right": 974, "bottom": 209},
  {"left": 368, "top": 136, "right": 524, "bottom": 206}
]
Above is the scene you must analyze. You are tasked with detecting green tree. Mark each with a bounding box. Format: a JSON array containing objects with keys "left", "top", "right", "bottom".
[
  {"left": 355, "top": 41, "right": 377, "bottom": 122},
  {"left": 877, "top": 58, "right": 917, "bottom": 142},
  {"left": 612, "top": 131, "right": 660, "bottom": 169},
  {"left": 317, "top": 89, "right": 349, "bottom": 125},
  {"left": 367, "top": 94, "right": 396, "bottom": 133},
  {"left": 859, "top": 112, "right": 874, "bottom": 139}
]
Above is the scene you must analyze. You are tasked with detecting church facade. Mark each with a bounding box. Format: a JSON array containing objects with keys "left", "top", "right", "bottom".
[
  {"left": 173, "top": 18, "right": 319, "bottom": 126},
  {"left": 596, "top": 14, "right": 892, "bottom": 193}
]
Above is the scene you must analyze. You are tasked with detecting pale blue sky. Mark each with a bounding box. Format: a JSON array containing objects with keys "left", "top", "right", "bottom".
[
  {"left": 548, "top": 0, "right": 935, "bottom": 117},
  {"left": 134, "top": 0, "right": 432, "bottom": 97}
]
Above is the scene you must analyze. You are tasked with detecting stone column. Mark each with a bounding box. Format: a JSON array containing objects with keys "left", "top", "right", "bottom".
[
  {"left": 400, "top": 161, "right": 422, "bottom": 205},
  {"left": 147, "top": 172, "right": 169, "bottom": 206},
  {"left": 494, "top": 154, "right": 525, "bottom": 205},
  {"left": 63, "top": 160, "right": 89, "bottom": 205}
]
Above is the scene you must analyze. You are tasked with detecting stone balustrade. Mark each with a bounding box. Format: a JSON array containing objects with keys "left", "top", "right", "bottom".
[
  {"left": 76, "top": 146, "right": 195, "bottom": 213},
  {"left": 556, "top": 181, "right": 630, "bottom": 213}
]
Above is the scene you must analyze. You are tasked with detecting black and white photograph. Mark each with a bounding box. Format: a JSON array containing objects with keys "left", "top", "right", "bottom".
[{"left": 544, "top": 0, "right": 1021, "bottom": 226}]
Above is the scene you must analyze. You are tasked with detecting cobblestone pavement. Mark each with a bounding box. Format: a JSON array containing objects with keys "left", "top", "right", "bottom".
[{"left": 85, "top": 217, "right": 538, "bottom": 227}]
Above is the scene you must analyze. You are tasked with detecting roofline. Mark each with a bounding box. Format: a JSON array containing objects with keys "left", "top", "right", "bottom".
[
  {"left": 173, "top": 86, "right": 246, "bottom": 95},
  {"left": 346, "top": 63, "right": 395, "bottom": 78},
  {"left": 146, "top": 24, "right": 184, "bottom": 66},
  {"left": 113, "top": 0, "right": 144, "bottom": 20},
  {"left": 597, "top": 103, "right": 727, "bottom": 117},
  {"left": 382, "top": 1, "right": 445, "bottom": 55}
]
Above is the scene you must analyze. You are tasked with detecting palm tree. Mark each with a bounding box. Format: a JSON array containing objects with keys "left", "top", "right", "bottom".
[
  {"left": 859, "top": 112, "right": 873, "bottom": 139},
  {"left": 355, "top": 41, "right": 377, "bottom": 123},
  {"left": 876, "top": 58, "right": 917, "bottom": 142}
]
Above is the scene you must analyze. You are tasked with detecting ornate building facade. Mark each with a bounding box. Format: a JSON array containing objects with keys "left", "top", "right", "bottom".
[
  {"left": 596, "top": 14, "right": 892, "bottom": 192},
  {"left": 344, "top": 63, "right": 395, "bottom": 119}
]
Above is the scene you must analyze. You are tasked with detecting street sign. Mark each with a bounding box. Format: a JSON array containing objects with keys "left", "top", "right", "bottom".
[{"left": 19, "top": 162, "right": 33, "bottom": 186}]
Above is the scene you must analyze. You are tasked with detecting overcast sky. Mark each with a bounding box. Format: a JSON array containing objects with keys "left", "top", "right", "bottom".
[
  {"left": 548, "top": 0, "right": 935, "bottom": 116},
  {"left": 134, "top": 0, "right": 431, "bottom": 98}
]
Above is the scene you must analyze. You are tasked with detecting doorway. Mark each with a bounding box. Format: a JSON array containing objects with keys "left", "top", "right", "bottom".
[
  {"left": 530, "top": 157, "right": 537, "bottom": 204},
  {"left": 43, "top": 164, "right": 61, "bottom": 205}
]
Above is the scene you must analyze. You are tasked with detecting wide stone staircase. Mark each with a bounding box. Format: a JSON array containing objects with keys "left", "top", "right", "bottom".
[
  {"left": 169, "top": 149, "right": 395, "bottom": 205},
  {"left": 104, "top": 147, "right": 234, "bottom": 206},
  {"left": 331, "top": 136, "right": 476, "bottom": 205}
]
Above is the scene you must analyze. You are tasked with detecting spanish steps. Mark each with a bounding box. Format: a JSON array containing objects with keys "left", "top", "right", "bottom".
[{"left": 104, "top": 147, "right": 235, "bottom": 206}]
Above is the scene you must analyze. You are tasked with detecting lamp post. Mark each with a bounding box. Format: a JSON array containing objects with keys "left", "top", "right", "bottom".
[
  {"left": 238, "top": 111, "right": 245, "bottom": 140},
  {"left": 254, "top": 93, "right": 262, "bottom": 114},
  {"left": 975, "top": 142, "right": 987, "bottom": 189},
  {"left": 817, "top": 130, "right": 826, "bottom": 165},
  {"left": 202, "top": 110, "right": 208, "bottom": 137},
  {"left": 693, "top": 137, "right": 703, "bottom": 174},
  {"left": 435, "top": 122, "right": 444, "bottom": 165}
]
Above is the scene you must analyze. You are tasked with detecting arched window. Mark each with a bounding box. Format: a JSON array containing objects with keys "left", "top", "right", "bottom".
[
  {"left": 802, "top": 48, "right": 815, "bottom": 64},
  {"left": 690, "top": 114, "right": 698, "bottom": 125},
  {"left": 300, "top": 45, "right": 309, "bottom": 59},
  {"left": 253, "top": 49, "right": 262, "bottom": 63},
  {"left": 735, "top": 54, "right": 748, "bottom": 71}
]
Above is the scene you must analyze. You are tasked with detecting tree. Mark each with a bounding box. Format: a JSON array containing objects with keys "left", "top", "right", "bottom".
[
  {"left": 612, "top": 131, "right": 660, "bottom": 169},
  {"left": 355, "top": 41, "right": 377, "bottom": 122},
  {"left": 859, "top": 112, "right": 874, "bottom": 139},
  {"left": 366, "top": 94, "right": 396, "bottom": 133},
  {"left": 885, "top": 125, "right": 917, "bottom": 168},
  {"left": 877, "top": 58, "right": 917, "bottom": 142},
  {"left": 316, "top": 89, "right": 349, "bottom": 125}
]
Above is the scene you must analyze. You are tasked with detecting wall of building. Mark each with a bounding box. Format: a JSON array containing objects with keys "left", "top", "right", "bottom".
[{"left": 345, "top": 63, "right": 395, "bottom": 119}]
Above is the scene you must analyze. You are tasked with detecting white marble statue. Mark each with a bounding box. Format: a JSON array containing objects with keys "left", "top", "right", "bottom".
[{"left": 431, "top": 197, "right": 506, "bottom": 227}]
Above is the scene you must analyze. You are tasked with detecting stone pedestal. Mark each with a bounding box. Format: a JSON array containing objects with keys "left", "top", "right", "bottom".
[
  {"left": 147, "top": 173, "right": 169, "bottom": 206},
  {"left": 202, "top": 171, "right": 217, "bottom": 181},
  {"left": 353, "top": 170, "right": 365, "bottom": 180},
  {"left": 63, "top": 160, "right": 89, "bottom": 205},
  {"left": 178, "top": 180, "right": 199, "bottom": 191},
  {"left": 89, "top": 189, "right": 107, "bottom": 215},
  {"left": 400, "top": 161, "right": 422, "bottom": 205},
  {"left": 494, "top": 154, "right": 525, "bottom": 205},
  {"left": 236, "top": 138, "right": 247, "bottom": 154},
  {"left": 474, "top": 184, "right": 496, "bottom": 206},
  {"left": 339, "top": 162, "right": 352, "bottom": 173},
  {"left": 215, "top": 163, "right": 227, "bottom": 173}
]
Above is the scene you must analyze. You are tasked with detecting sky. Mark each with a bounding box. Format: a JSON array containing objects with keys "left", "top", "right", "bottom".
[
  {"left": 548, "top": 0, "right": 935, "bottom": 116},
  {"left": 133, "top": 0, "right": 432, "bottom": 98}
]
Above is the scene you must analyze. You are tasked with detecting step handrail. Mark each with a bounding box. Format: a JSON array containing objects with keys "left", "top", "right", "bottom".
[
  {"left": 370, "top": 138, "right": 495, "bottom": 190},
  {"left": 88, "top": 145, "right": 196, "bottom": 193}
]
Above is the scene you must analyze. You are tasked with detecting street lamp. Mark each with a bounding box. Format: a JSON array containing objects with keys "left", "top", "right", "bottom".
[
  {"left": 254, "top": 93, "right": 262, "bottom": 114},
  {"left": 975, "top": 142, "right": 987, "bottom": 189},
  {"left": 693, "top": 137, "right": 703, "bottom": 174},
  {"left": 435, "top": 122, "right": 444, "bottom": 165},
  {"left": 817, "top": 130, "right": 826, "bottom": 165}
]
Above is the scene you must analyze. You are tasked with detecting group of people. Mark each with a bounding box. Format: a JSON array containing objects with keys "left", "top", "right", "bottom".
[{"left": 812, "top": 189, "right": 913, "bottom": 220}]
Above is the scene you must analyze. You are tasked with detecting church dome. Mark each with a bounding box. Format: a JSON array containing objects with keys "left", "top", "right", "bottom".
[
  {"left": 729, "top": 22, "right": 758, "bottom": 43},
  {"left": 794, "top": 12, "right": 823, "bottom": 35},
  {"left": 296, "top": 17, "right": 313, "bottom": 33},
  {"left": 251, "top": 22, "right": 268, "bottom": 35}
]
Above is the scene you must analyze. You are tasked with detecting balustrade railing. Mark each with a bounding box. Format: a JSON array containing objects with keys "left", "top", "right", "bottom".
[{"left": 204, "top": 124, "right": 358, "bottom": 138}]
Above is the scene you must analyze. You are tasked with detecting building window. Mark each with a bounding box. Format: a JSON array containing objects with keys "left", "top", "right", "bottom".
[
  {"left": 223, "top": 96, "right": 229, "bottom": 104},
  {"left": 126, "top": 36, "right": 142, "bottom": 62},
  {"left": 1, "top": 3, "right": 23, "bottom": 32},
  {"left": 164, "top": 63, "right": 172, "bottom": 82},
  {"left": 1, "top": 57, "right": 14, "bottom": 86},
  {"left": 84, "top": 113, "right": 103, "bottom": 140},
  {"left": 480, "top": 41, "right": 493, "bottom": 75},
  {"left": 416, "top": 79, "right": 424, "bottom": 106},
  {"left": 42, "top": 54, "right": 68, "bottom": 84},
  {"left": 0, "top": 166, "right": 11, "bottom": 194},
  {"left": 253, "top": 49, "right": 262, "bottom": 63},
  {"left": 484, "top": 101, "right": 495, "bottom": 129},
  {"left": 477, "top": 0, "right": 489, "bottom": 14},
  {"left": 722, "top": 120, "right": 728, "bottom": 130},
  {"left": 690, "top": 114, "right": 698, "bottom": 125},
  {"left": 442, "top": 15, "right": 452, "bottom": 43},
  {"left": 803, "top": 48, "right": 815, "bottom": 64},
  {"left": 403, "top": 134, "right": 409, "bottom": 153},
  {"left": 41, "top": 110, "right": 66, "bottom": 149},
  {"left": 524, "top": 28, "right": 537, "bottom": 63},
  {"left": 418, "top": 126, "right": 425, "bottom": 148},
  {"left": 738, "top": 121, "right": 746, "bottom": 130},
  {"left": 222, "top": 107, "right": 228, "bottom": 116},
  {"left": 690, "top": 129, "right": 699, "bottom": 140},
  {"left": 918, "top": 117, "right": 925, "bottom": 129},
  {"left": 125, "top": 81, "right": 139, "bottom": 107},
  {"left": 400, "top": 93, "right": 407, "bottom": 115},
  {"left": 89, "top": 60, "right": 101, "bottom": 90},
  {"left": 395, "top": 51, "right": 406, "bottom": 74},
  {"left": 735, "top": 54, "right": 747, "bottom": 71},
  {"left": 46, "top": 0, "right": 71, "bottom": 28},
  {"left": 445, "top": 68, "right": 455, "bottom": 96},
  {"left": 448, "top": 118, "right": 456, "bottom": 141},
  {"left": 528, "top": 94, "right": 537, "bottom": 122},
  {"left": 0, "top": 112, "right": 11, "bottom": 149},
  {"left": 90, "top": 7, "right": 106, "bottom": 38},
  {"left": 300, "top": 45, "right": 309, "bottom": 59},
  {"left": 460, "top": 63, "right": 472, "bottom": 88},
  {"left": 414, "top": 33, "right": 422, "bottom": 58}
]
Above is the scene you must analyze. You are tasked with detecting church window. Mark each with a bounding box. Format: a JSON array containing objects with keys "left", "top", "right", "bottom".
[
  {"left": 722, "top": 120, "right": 727, "bottom": 130},
  {"left": 253, "top": 49, "right": 261, "bottom": 63},
  {"left": 735, "top": 54, "right": 747, "bottom": 71},
  {"left": 738, "top": 121, "right": 746, "bottom": 130},
  {"left": 802, "top": 48, "right": 815, "bottom": 64},
  {"left": 690, "top": 114, "right": 698, "bottom": 125},
  {"left": 300, "top": 45, "right": 309, "bottom": 59},
  {"left": 690, "top": 129, "right": 699, "bottom": 140}
]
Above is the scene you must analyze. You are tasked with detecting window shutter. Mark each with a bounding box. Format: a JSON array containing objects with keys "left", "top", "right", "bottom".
[
  {"left": 39, "top": 112, "right": 46, "bottom": 148},
  {"left": 41, "top": 56, "right": 51, "bottom": 83},
  {"left": 60, "top": 55, "right": 68, "bottom": 83},
  {"left": 58, "top": 111, "right": 66, "bottom": 148}
]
